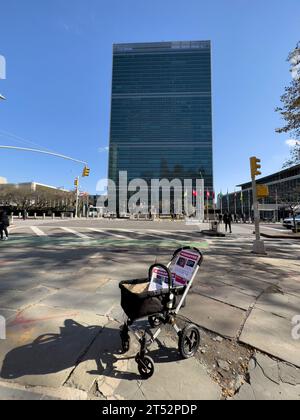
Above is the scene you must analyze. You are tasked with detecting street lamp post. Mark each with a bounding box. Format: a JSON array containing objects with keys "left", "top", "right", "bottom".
[{"left": 0, "top": 145, "right": 90, "bottom": 218}]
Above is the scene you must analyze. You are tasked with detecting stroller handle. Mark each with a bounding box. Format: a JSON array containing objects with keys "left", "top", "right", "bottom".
[
  {"left": 172, "top": 246, "right": 203, "bottom": 266},
  {"left": 148, "top": 264, "right": 173, "bottom": 291}
]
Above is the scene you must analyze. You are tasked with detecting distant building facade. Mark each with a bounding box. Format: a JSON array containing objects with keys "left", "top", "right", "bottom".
[
  {"left": 219, "top": 164, "right": 300, "bottom": 220},
  {"left": 108, "top": 41, "right": 214, "bottom": 213}
]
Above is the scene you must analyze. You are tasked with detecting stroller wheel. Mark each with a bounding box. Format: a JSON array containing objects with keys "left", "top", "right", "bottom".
[
  {"left": 137, "top": 355, "right": 155, "bottom": 379},
  {"left": 148, "top": 315, "right": 162, "bottom": 328},
  {"left": 179, "top": 324, "right": 200, "bottom": 359}
]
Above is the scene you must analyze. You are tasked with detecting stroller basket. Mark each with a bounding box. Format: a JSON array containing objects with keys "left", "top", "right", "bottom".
[{"left": 119, "top": 278, "right": 185, "bottom": 321}]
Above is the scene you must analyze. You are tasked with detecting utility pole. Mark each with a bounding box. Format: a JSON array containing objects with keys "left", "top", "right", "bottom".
[{"left": 250, "top": 157, "right": 266, "bottom": 254}]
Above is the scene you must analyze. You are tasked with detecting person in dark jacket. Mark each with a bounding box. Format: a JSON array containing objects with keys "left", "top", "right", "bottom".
[
  {"left": 0, "top": 210, "right": 10, "bottom": 241},
  {"left": 223, "top": 212, "right": 233, "bottom": 234}
]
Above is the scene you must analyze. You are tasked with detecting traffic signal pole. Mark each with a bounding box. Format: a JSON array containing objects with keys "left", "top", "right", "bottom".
[
  {"left": 250, "top": 157, "right": 266, "bottom": 255},
  {"left": 75, "top": 177, "right": 80, "bottom": 219},
  {"left": 74, "top": 166, "right": 91, "bottom": 218}
]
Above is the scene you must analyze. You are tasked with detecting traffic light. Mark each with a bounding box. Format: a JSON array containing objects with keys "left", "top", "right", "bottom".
[
  {"left": 82, "top": 166, "right": 90, "bottom": 177},
  {"left": 74, "top": 178, "right": 79, "bottom": 187},
  {"left": 250, "top": 157, "right": 262, "bottom": 178}
]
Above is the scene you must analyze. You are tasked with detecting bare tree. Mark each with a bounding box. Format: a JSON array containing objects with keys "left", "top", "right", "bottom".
[{"left": 0, "top": 184, "right": 75, "bottom": 214}]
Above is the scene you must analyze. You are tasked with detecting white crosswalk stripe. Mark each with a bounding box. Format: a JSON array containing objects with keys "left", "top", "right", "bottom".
[
  {"left": 30, "top": 226, "right": 47, "bottom": 237},
  {"left": 86, "top": 228, "right": 128, "bottom": 239},
  {"left": 61, "top": 227, "right": 92, "bottom": 239},
  {"left": 146, "top": 229, "right": 193, "bottom": 241}
]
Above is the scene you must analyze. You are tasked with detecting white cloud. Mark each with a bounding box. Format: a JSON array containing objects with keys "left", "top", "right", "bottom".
[
  {"left": 0, "top": 54, "right": 6, "bottom": 80},
  {"left": 286, "top": 139, "right": 300, "bottom": 147},
  {"left": 98, "top": 146, "right": 109, "bottom": 153}
]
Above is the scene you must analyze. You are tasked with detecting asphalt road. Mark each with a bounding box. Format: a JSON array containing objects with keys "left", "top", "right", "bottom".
[{"left": 1, "top": 219, "right": 300, "bottom": 400}]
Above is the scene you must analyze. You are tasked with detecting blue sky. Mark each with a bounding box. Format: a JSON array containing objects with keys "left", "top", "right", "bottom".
[{"left": 0, "top": 0, "right": 299, "bottom": 195}]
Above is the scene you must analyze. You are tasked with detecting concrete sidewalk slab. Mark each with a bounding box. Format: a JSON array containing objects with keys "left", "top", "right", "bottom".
[
  {"left": 256, "top": 292, "right": 300, "bottom": 320},
  {"left": 0, "top": 309, "right": 17, "bottom": 322},
  {"left": 0, "top": 286, "right": 55, "bottom": 311},
  {"left": 0, "top": 384, "right": 47, "bottom": 400},
  {"left": 182, "top": 294, "right": 245, "bottom": 338},
  {"left": 94, "top": 327, "right": 221, "bottom": 401},
  {"left": 39, "top": 288, "right": 92, "bottom": 310},
  {"left": 233, "top": 353, "right": 300, "bottom": 400},
  {"left": 0, "top": 305, "right": 107, "bottom": 388},
  {"left": 193, "top": 282, "right": 254, "bottom": 311},
  {"left": 205, "top": 275, "right": 271, "bottom": 297},
  {"left": 240, "top": 308, "right": 300, "bottom": 368},
  {"left": 66, "top": 321, "right": 121, "bottom": 393}
]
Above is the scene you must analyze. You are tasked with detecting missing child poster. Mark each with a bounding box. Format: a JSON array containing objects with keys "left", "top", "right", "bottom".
[
  {"left": 148, "top": 267, "right": 170, "bottom": 292},
  {"left": 171, "top": 250, "right": 200, "bottom": 287},
  {"left": 148, "top": 250, "right": 200, "bottom": 292}
]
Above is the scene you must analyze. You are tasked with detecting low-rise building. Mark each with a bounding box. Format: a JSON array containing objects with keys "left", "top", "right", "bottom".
[{"left": 219, "top": 163, "right": 300, "bottom": 221}]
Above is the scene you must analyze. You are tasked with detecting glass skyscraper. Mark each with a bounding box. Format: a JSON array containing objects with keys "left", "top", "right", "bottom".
[{"left": 108, "top": 41, "right": 214, "bottom": 211}]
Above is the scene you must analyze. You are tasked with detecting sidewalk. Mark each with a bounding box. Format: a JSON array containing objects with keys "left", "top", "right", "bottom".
[{"left": 0, "top": 232, "right": 299, "bottom": 400}]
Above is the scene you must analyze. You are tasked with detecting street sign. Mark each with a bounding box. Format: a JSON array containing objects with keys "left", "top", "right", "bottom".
[{"left": 257, "top": 184, "right": 269, "bottom": 199}]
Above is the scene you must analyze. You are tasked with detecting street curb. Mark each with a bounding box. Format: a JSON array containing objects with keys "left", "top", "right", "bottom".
[{"left": 261, "top": 233, "right": 300, "bottom": 240}]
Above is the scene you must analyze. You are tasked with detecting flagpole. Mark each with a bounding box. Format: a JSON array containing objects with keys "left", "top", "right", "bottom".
[
  {"left": 227, "top": 190, "right": 229, "bottom": 212},
  {"left": 234, "top": 191, "right": 237, "bottom": 216},
  {"left": 241, "top": 191, "right": 244, "bottom": 221},
  {"left": 206, "top": 190, "right": 209, "bottom": 222}
]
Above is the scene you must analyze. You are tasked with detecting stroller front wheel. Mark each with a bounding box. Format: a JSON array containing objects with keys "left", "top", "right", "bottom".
[
  {"left": 137, "top": 355, "right": 155, "bottom": 379},
  {"left": 148, "top": 315, "right": 163, "bottom": 328},
  {"left": 178, "top": 324, "right": 200, "bottom": 359}
]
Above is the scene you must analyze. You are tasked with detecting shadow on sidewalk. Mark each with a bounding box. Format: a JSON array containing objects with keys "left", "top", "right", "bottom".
[{"left": 0, "top": 319, "right": 180, "bottom": 382}]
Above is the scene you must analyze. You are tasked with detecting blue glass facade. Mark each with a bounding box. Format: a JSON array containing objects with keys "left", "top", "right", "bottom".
[{"left": 108, "top": 41, "right": 214, "bottom": 202}]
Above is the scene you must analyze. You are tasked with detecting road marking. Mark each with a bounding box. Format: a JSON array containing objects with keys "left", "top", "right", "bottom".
[
  {"left": 146, "top": 229, "right": 194, "bottom": 241},
  {"left": 30, "top": 226, "right": 47, "bottom": 237},
  {"left": 87, "top": 228, "right": 128, "bottom": 239},
  {"left": 61, "top": 227, "right": 92, "bottom": 239},
  {"left": 120, "top": 229, "right": 175, "bottom": 241},
  {"left": 262, "top": 226, "right": 290, "bottom": 233}
]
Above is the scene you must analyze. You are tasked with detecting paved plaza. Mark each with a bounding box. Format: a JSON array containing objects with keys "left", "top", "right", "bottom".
[{"left": 0, "top": 220, "right": 299, "bottom": 400}]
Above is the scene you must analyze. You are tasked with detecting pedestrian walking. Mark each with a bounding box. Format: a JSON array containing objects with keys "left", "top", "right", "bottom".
[
  {"left": 0, "top": 210, "right": 10, "bottom": 241},
  {"left": 223, "top": 212, "right": 232, "bottom": 234},
  {"left": 218, "top": 213, "right": 223, "bottom": 224}
]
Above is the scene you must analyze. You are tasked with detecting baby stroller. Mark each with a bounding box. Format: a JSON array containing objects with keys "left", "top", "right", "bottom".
[{"left": 119, "top": 246, "right": 203, "bottom": 379}]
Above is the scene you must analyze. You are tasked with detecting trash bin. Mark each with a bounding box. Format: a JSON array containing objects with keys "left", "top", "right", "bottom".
[{"left": 210, "top": 221, "right": 219, "bottom": 232}]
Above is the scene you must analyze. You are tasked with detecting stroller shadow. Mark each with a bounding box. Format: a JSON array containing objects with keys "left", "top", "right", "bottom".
[{"left": 0, "top": 319, "right": 181, "bottom": 382}]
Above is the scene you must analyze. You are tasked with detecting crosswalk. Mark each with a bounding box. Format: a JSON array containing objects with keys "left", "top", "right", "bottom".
[
  {"left": 30, "top": 226, "right": 47, "bottom": 237},
  {"left": 8, "top": 225, "right": 205, "bottom": 244},
  {"left": 6, "top": 225, "right": 300, "bottom": 254},
  {"left": 61, "top": 227, "right": 92, "bottom": 240}
]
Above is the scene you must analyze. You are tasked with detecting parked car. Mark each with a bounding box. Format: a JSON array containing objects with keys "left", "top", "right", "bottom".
[{"left": 283, "top": 215, "right": 300, "bottom": 229}]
